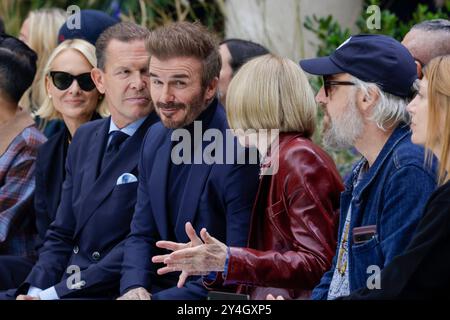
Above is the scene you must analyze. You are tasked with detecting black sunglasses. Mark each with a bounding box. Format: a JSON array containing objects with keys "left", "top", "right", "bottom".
[
  {"left": 49, "top": 71, "right": 96, "bottom": 91},
  {"left": 322, "top": 76, "right": 356, "bottom": 97}
]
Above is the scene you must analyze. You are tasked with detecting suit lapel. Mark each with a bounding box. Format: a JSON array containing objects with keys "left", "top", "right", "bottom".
[
  {"left": 75, "top": 113, "right": 158, "bottom": 236},
  {"left": 174, "top": 163, "right": 213, "bottom": 241},
  {"left": 174, "top": 103, "right": 221, "bottom": 240},
  {"left": 82, "top": 118, "right": 110, "bottom": 191},
  {"left": 49, "top": 130, "right": 68, "bottom": 218},
  {"left": 149, "top": 133, "right": 172, "bottom": 240}
]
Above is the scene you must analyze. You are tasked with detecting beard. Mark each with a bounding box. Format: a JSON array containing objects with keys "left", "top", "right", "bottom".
[
  {"left": 156, "top": 90, "right": 207, "bottom": 129},
  {"left": 322, "top": 97, "right": 364, "bottom": 150}
]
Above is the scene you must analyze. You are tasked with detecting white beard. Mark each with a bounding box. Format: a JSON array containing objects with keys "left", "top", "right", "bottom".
[{"left": 323, "top": 98, "right": 364, "bottom": 150}]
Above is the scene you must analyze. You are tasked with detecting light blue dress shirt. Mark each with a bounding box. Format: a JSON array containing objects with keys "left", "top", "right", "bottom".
[{"left": 107, "top": 116, "right": 146, "bottom": 146}]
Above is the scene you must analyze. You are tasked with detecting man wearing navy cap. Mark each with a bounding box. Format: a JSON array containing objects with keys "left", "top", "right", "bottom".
[{"left": 299, "top": 34, "right": 437, "bottom": 300}]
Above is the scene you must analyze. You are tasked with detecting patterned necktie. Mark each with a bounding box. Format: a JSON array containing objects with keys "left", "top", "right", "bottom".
[{"left": 101, "top": 130, "right": 129, "bottom": 172}]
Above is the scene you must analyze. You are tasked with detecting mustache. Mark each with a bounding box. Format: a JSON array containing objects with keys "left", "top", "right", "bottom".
[{"left": 156, "top": 102, "right": 186, "bottom": 110}]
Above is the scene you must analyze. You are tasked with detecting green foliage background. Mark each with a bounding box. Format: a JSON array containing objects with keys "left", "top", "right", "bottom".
[{"left": 0, "top": 0, "right": 225, "bottom": 37}]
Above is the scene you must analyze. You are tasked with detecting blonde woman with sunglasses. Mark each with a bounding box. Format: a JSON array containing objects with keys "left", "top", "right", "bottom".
[{"left": 32, "top": 39, "right": 107, "bottom": 258}]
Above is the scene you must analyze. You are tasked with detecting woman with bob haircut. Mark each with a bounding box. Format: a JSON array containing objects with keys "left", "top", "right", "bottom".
[
  {"left": 153, "top": 54, "right": 344, "bottom": 300},
  {"left": 33, "top": 38, "right": 108, "bottom": 253},
  {"left": 336, "top": 55, "right": 450, "bottom": 300}
]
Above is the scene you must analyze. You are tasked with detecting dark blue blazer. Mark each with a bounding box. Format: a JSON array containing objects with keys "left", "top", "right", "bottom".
[
  {"left": 34, "top": 113, "right": 102, "bottom": 252},
  {"left": 120, "top": 100, "right": 260, "bottom": 299},
  {"left": 21, "top": 113, "right": 159, "bottom": 299},
  {"left": 34, "top": 128, "right": 68, "bottom": 252}
]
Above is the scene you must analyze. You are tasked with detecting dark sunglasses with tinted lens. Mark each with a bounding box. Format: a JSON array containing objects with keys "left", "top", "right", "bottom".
[
  {"left": 322, "top": 76, "right": 356, "bottom": 97},
  {"left": 49, "top": 71, "right": 96, "bottom": 91}
]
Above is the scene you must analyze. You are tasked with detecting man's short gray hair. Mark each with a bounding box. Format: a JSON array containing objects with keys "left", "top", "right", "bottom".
[
  {"left": 411, "top": 19, "right": 450, "bottom": 32},
  {"left": 351, "top": 76, "right": 410, "bottom": 131},
  {"left": 408, "top": 19, "right": 450, "bottom": 65}
]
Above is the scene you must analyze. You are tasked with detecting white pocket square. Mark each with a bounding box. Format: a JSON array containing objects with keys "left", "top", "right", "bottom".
[{"left": 116, "top": 173, "right": 138, "bottom": 185}]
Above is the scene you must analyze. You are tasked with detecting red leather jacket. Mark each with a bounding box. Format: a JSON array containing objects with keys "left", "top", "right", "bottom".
[{"left": 222, "top": 133, "right": 343, "bottom": 299}]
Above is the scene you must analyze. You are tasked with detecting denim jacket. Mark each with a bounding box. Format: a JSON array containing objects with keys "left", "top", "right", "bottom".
[{"left": 312, "top": 123, "right": 437, "bottom": 299}]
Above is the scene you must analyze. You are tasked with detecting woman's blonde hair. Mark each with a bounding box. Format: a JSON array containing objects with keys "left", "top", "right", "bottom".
[
  {"left": 19, "top": 8, "right": 67, "bottom": 112},
  {"left": 36, "top": 39, "right": 108, "bottom": 120},
  {"left": 424, "top": 55, "right": 450, "bottom": 184},
  {"left": 226, "top": 54, "right": 316, "bottom": 137}
]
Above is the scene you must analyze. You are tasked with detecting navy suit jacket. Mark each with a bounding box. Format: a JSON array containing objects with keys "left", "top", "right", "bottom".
[
  {"left": 34, "top": 128, "right": 67, "bottom": 252},
  {"left": 21, "top": 113, "right": 159, "bottom": 299},
  {"left": 120, "top": 100, "right": 260, "bottom": 299}
]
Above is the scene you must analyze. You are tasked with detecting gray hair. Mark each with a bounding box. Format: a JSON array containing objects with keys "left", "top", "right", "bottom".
[
  {"left": 351, "top": 76, "right": 410, "bottom": 131},
  {"left": 411, "top": 19, "right": 450, "bottom": 32},
  {"left": 95, "top": 22, "right": 150, "bottom": 70},
  {"left": 408, "top": 19, "right": 450, "bottom": 65}
]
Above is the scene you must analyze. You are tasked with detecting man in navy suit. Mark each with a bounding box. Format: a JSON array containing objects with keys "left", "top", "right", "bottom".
[
  {"left": 118, "top": 22, "right": 260, "bottom": 300},
  {"left": 8, "top": 22, "right": 159, "bottom": 300}
]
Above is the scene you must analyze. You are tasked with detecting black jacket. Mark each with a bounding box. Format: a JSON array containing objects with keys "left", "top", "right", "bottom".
[
  {"left": 34, "top": 113, "right": 102, "bottom": 252},
  {"left": 34, "top": 127, "right": 68, "bottom": 252}
]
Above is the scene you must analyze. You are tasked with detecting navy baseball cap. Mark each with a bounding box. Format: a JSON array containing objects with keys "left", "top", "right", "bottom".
[
  {"left": 58, "top": 9, "right": 120, "bottom": 46},
  {"left": 300, "top": 34, "right": 417, "bottom": 98}
]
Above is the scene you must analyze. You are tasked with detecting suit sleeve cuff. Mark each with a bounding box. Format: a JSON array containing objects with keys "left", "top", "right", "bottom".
[
  {"left": 27, "top": 286, "right": 43, "bottom": 297},
  {"left": 38, "top": 286, "right": 60, "bottom": 300}
]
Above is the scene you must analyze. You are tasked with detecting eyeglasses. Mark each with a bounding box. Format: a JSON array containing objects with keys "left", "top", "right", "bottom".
[
  {"left": 49, "top": 71, "right": 96, "bottom": 91},
  {"left": 322, "top": 76, "right": 356, "bottom": 97}
]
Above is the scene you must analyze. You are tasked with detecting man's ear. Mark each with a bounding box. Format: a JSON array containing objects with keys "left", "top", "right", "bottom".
[
  {"left": 358, "top": 85, "right": 379, "bottom": 114},
  {"left": 415, "top": 60, "right": 423, "bottom": 79},
  {"left": 91, "top": 68, "right": 106, "bottom": 94},
  {"left": 204, "top": 77, "right": 219, "bottom": 102}
]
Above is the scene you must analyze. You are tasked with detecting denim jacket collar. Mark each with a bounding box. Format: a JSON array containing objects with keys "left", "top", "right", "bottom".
[{"left": 345, "top": 123, "right": 410, "bottom": 201}]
